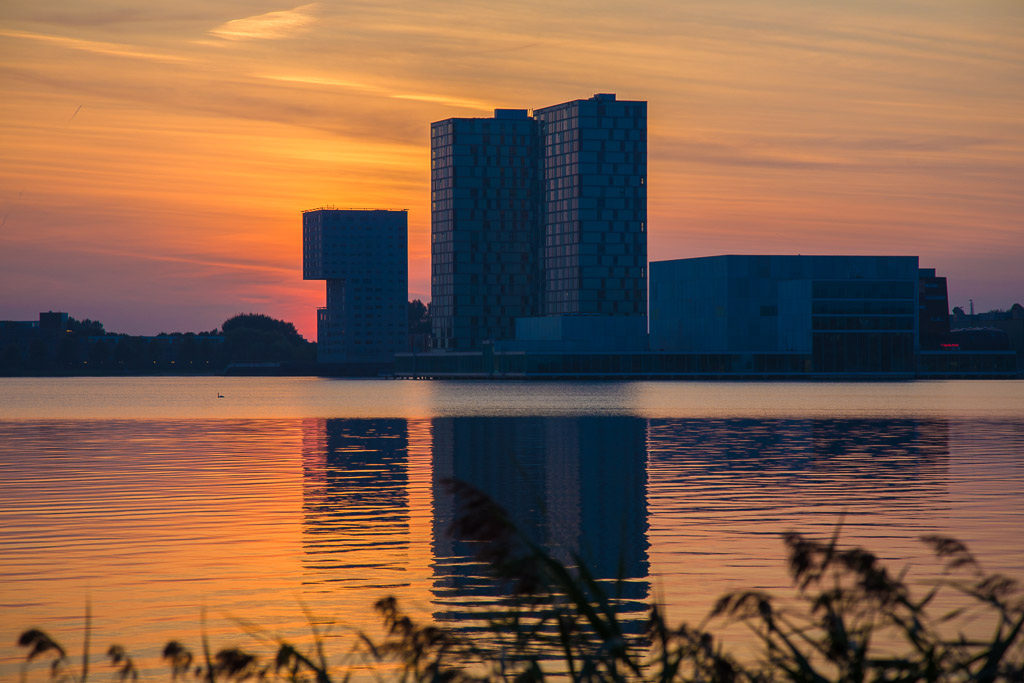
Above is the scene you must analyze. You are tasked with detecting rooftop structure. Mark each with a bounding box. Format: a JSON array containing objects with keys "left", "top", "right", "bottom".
[{"left": 430, "top": 110, "right": 541, "bottom": 350}]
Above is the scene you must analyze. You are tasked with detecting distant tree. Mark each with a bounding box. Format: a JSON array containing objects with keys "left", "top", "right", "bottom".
[
  {"left": 223, "top": 314, "right": 307, "bottom": 341},
  {"left": 68, "top": 317, "right": 106, "bottom": 337},
  {"left": 220, "top": 313, "right": 314, "bottom": 365},
  {"left": 1012, "top": 303, "right": 1024, "bottom": 319},
  {"left": 408, "top": 300, "right": 431, "bottom": 335}
]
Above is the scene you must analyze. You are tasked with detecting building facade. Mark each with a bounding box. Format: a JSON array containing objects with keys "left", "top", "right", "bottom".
[
  {"left": 430, "top": 94, "right": 647, "bottom": 351},
  {"left": 303, "top": 209, "right": 408, "bottom": 364},
  {"left": 430, "top": 110, "right": 541, "bottom": 350},
  {"left": 650, "top": 255, "right": 923, "bottom": 373},
  {"left": 533, "top": 94, "right": 647, "bottom": 317},
  {"left": 917, "top": 268, "right": 950, "bottom": 350}
]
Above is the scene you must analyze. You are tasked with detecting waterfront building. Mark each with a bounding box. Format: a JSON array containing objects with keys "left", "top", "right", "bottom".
[
  {"left": 430, "top": 94, "right": 647, "bottom": 351},
  {"left": 649, "top": 255, "right": 923, "bottom": 373},
  {"left": 302, "top": 209, "right": 408, "bottom": 365},
  {"left": 918, "top": 268, "right": 950, "bottom": 350},
  {"left": 533, "top": 94, "right": 647, "bottom": 318},
  {"left": 430, "top": 110, "right": 541, "bottom": 350}
]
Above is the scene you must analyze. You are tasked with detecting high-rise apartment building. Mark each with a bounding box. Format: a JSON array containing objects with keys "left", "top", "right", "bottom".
[
  {"left": 430, "top": 94, "right": 647, "bottom": 351},
  {"left": 303, "top": 209, "right": 408, "bottom": 364},
  {"left": 430, "top": 110, "right": 541, "bottom": 351},
  {"left": 534, "top": 94, "right": 647, "bottom": 317}
]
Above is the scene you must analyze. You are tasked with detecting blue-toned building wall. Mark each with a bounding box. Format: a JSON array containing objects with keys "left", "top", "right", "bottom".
[
  {"left": 650, "top": 255, "right": 921, "bottom": 372},
  {"left": 302, "top": 209, "right": 408, "bottom": 364},
  {"left": 430, "top": 95, "right": 647, "bottom": 352},
  {"left": 534, "top": 94, "right": 647, "bottom": 317},
  {"left": 430, "top": 110, "right": 541, "bottom": 350},
  {"left": 499, "top": 315, "right": 648, "bottom": 353}
]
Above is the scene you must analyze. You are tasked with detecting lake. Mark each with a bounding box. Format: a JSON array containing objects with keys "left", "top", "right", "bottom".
[{"left": 1, "top": 378, "right": 1023, "bottom": 678}]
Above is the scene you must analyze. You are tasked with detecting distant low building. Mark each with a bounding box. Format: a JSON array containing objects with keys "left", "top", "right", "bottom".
[
  {"left": 0, "top": 318, "right": 39, "bottom": 337},
  {"left": 0, "top": 311, "right": 65, "bottom": 339},
  {"left": 302, "top": 208, "right": 408, "bottom": 366},
  {"left": 918, "top": 268, "right": 950, "bottom": 350},
  {"left": 498, "top": 315, "right": 648, "bottom": 353},
  {"left": 949, "top": 327, "right": 1011, "bottom": 351},
  {"left": 649, "top": 255, "right": 927, "bottom": 374},
  {"left": 38, "top": 311, "right": 69, "bottom": 334},
  {"left": 948, "top": 304, "right": 1024, "bottom": 371}
]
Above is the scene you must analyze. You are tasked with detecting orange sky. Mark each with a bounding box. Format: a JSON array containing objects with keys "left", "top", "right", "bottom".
[{"left": 1, "top": 0, "right": 1022, "bottom": 340}]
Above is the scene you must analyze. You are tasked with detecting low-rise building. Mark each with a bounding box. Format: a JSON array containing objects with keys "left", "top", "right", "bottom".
[{"left": 650, "top": 255, "right": 923, "bottom": 374}]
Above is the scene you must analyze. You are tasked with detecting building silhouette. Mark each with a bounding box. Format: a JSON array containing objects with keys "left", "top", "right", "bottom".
[
  {"left": 430, "top": 94, "right": 647, "bottom": 351},
  {"left": 533, "top": 94, "right": 647, "bottom": 318},
  {"left": 918, "top": 268, "right": 950, "bottom": 350},
  {"left": 397, "top": 243, "right": 1016, "bottom": 376},
  {"left": 303, "top": 209, "right": 408, "bottom": 365},
  {"left": 430, "top": 111, "right": 542, "bottom": 350},
  {"left": 649, "top": 255, "right": 924, "bottom": 373}
]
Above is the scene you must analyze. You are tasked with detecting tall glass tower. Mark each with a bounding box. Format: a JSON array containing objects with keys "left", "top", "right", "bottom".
[
  {"left": 430, "top": 110, "right": 541, "bottom": 351},
  {"left": 534, "top": 94, "right": 647, "bottom": 317},
  {"left": 430, "top": 95, "right": 647, "bottom": 351}
]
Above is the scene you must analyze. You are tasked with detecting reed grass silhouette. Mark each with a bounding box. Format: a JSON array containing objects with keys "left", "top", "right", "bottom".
[{"left": 18, "top": 480, "right": 1024, "bottom": 682}]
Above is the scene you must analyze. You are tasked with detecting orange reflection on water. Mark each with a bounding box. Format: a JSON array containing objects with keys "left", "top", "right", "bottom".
[
  {"left": 0, "top": 419, "right": 308, "bottom": 673},
  {"left": 299, "top": 418, "right": 438, "bottom": 636},
  {"left": 3, "top": 404, "right": 1024, "bottom": 679}
]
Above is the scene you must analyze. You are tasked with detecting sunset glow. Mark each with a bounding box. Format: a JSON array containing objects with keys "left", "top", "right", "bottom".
[{"left": 2, "top": 0, "right": 1021, "bottom": 339}]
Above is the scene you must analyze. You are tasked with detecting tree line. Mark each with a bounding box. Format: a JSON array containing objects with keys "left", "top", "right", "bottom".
[
  {"left": 0, "top": 313, "right": 315, "bottom": 376},
  {"left": 2, "top": 304, "right": 434, "bottom": 376}
]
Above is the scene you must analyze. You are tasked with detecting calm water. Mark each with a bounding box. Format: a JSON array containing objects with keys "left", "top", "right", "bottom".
[{"left": 1, "top": 378, "right": 1023, "bottom": 677}]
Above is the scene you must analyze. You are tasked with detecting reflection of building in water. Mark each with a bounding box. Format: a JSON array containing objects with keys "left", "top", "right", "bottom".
[
  {"left": 649, "top": 418, "right": 949, "bottom": 471},
  {"left": 300, "top": 416, "right": 649, "bottom": 634},
  {"left": 647, "top": 418, "right": 951, "bottom": 517},
  {"left": 301, "top": 418, "right": 413, "bottom": 590},
  {"left": 644, "top": 417, "right": 953, "bottom": 629},
  {"left": 431, "top": 417, "right": 650, "bottom": 627}
]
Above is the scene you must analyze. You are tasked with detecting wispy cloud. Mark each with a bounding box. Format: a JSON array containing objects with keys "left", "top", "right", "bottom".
[
  {"left": 260, "top": 73, "right": 383, "bottom": 94},
  {"left": 390, "top": 92, "right": 491, "bottom": 111},
  {"left": 0, "top": 29, "right": 192, "bottom": 63},
  {"left": 208, "top": 3, "right": 317, "bottom": 41},
  {"left": 261, "top": 73, "right": 491, "bottom": 111},
  {"left": 71, "top": 246, "right": 296, "bottom": 276}
]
